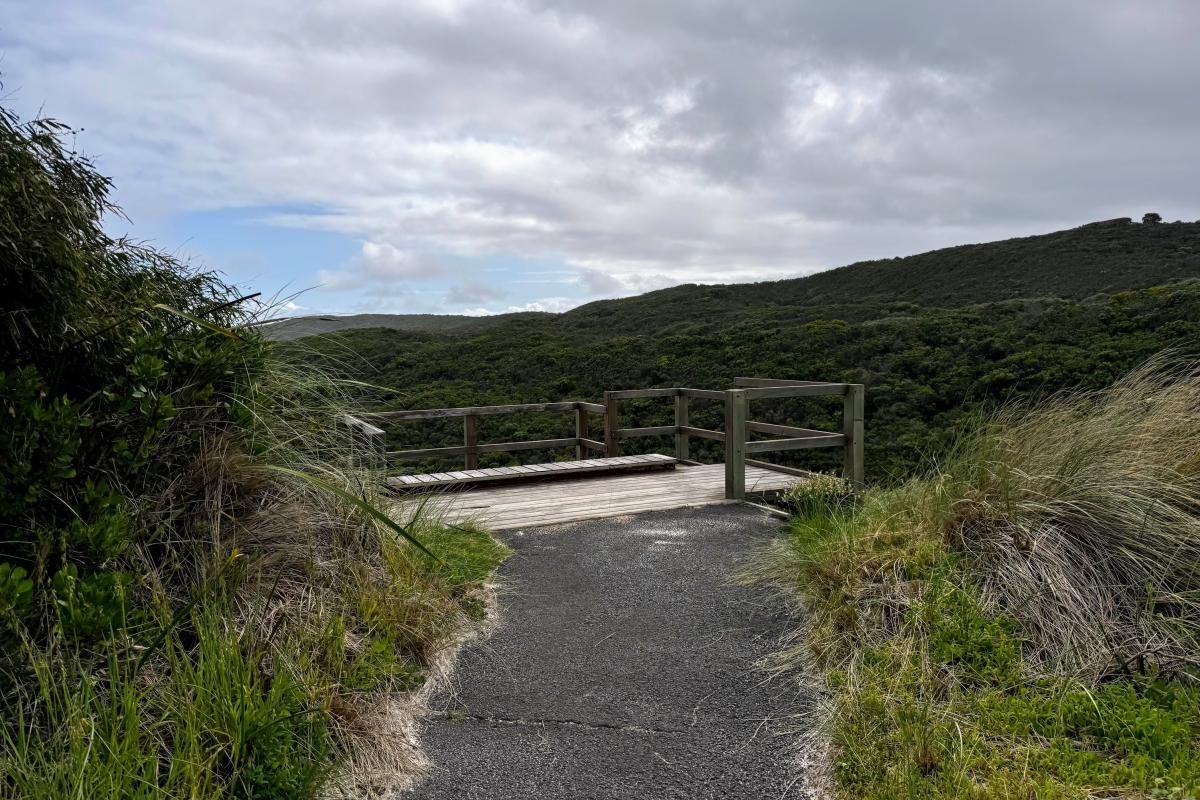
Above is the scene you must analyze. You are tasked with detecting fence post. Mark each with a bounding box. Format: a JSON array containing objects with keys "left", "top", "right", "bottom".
[
  {"left": 603, "top": 391, "right": 619, "bottom": 457},
  {"left": 724, "top": 389, "right": 747, "bottom": 500},
  {"left": 463, "top": 413, "right": 480, "bottom": 470},
  {"left": 842, "top": 384, "right": 865, "bottom": 487},
  {"left": 575, "top": 403, "right": 588, "bottom": 460},
  {"left": 674, "top": 390, "right": 689, "bottom": 462}
]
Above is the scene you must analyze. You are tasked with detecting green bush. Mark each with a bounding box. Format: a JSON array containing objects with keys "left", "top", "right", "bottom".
[
  {"left": 779, "top": 473, "right": 859, "bottom": 517},
  {"left": 0, "top": 98, "right": 510, "bottom": 798}
]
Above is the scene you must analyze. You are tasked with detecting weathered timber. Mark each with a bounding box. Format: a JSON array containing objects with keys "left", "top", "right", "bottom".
[
  {"left": 370, "top": 402, "right": 580, "bottom": 420},
  {"left": 603, "top": 391, "right": 619, "bottom": 457},
  {"left": 606, "top": 387, "right": 680, "bottom": 400},
  {"left": 616, "top": 425, "right": 676, "bottom": 438},
  {"left": 575, "top": 405, "right": 589, "bottom": 459},
  {"left": 745, "top": 458, "right": 816, "bottom": 478},
  {"left": 678, "top": 388, "right": 726, "bottom": 401},
  {"left": 724, "top": 389, "right": 747, "bottom": 500},
  {"left": 463, "top": 414, "right": 480, "bottom": 469},
  {"left": 742, "top": 384, "right": 849, "bottom": 399},
  {"left": 843, "top": 384, "right": 865, "bottom": 487},
  {"left": 744, "top": 434, "right": 845, "bottom": 453},
  {"left": 745, "top": 421, "right": 839, "bottom": 438},
  {"left": 734, "top": 377, "right": 838, "bottom": 388},
  {"left": 675, "top": 393, "right": 689, "bottom": 461},
  {"left": 679, "top": 425, "right": 725, "bottom": 442},
  {"left": 386, "top": 453, "right": 677, "bottom": 493}
]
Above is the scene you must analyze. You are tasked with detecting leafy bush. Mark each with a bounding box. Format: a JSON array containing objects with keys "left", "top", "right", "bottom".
[{"left": 0, "top": 98, "right": 509, "bottom": 798}]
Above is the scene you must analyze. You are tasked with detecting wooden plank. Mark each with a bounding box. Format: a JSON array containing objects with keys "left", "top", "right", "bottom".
[
  {"left": 742, "top": 384, "right": 848, "bottom": 399},
  {"left": 734, "top": 377, "right": 835, "bottom": 388},
  {"left": 615, "top": 425, "right": 675, "bottom": 438},
  {"left": 386, "top": 455, "right": 678, "bottom": 492},
  {"left": 575, "top": 405, "right": 588, "bottom": 459},
  {"left": 477, "top": 438, "right": 577, "bottom": 453},
  {"left": 679, "top": 388, "right": 727, "bottom": 401},
  {"left": 579, "top": 438, "right": 606, "bottom": 452},
  {"left": 724, "top": 389, "right": 747, "bottom": 500},
  {"left": 606, "top": 387, "right": 680, "bottom": 400},
  {"left": 463, "top": 414, "right": 480, "bottom": 470},
  {"left": 675, "top": 393, "right": 689, "bottom": 461},
  {"left": 843, "top": 384, "right": 865, "bottom": 487},
  {"left": 745, "top": 458, "right": 816, "bottom": 478},
  {"left": 576, "top": 401, "right": 606, "bottom": 414},
  {"left": 388, "top": 445, "right": 468, "bottom": 459},
  {"left": 680, "top": 426, "right": 725, "bottom": 442},
  {"left": 371, "top": 402, "right": 580, "bottom": 420},
  {"left": 746, "top": 421, "right": 838, "bottom": 438},
  {"left": 603, "top": 391, "right": 619, "bottom": 457},
  {"left": 744, "top": 434, "right": 844, "bottom": 453}
]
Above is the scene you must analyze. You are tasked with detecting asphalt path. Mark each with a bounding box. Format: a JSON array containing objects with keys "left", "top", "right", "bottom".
[{"left": 407, "top": 504, "right": 806, "bottom": 799}]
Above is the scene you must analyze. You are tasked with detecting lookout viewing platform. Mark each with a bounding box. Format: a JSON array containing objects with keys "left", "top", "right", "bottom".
[{"left": 341, "top": 377, "right": 864, "bottom": 530}]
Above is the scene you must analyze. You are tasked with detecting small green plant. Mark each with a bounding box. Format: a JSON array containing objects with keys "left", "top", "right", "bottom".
[{"left": 780, "top": 473, "right": 859, "bottom": 517}]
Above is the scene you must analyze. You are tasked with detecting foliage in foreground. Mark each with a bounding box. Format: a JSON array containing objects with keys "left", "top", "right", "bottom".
[
  {"left": 746, "top": 360, "right": 1200, "bottom": 798},
  {"left": 0, "top": 101, "right": 508, "bottom": 797}
]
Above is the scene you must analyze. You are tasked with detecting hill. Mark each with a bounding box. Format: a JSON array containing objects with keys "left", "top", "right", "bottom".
[
  {"left": 261, "top": 310, "right": 551, "bottom": 340},
  {"left": 276, "top": 218, "right": 1199, "bottom": 342},
  {"left": 553, "top": 217, "right": 1200, "bottom": 338}
]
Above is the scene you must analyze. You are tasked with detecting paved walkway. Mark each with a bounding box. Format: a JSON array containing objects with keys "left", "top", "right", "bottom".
[{"left": 407, "top": 505, "right": 806, "bottom": 799}]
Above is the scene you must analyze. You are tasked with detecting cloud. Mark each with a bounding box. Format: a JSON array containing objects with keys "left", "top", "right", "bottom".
[
  {"left": 506, "top": 297, "right": 576, "bottom": 313},
  {"left": 317, "top": 241, "right": 443, "bottom": 290},
  {"left": 3, "top": 0, "right": 1199, "bottom": 311},
  {"left": 574, "top": 267, "right": 625, "bottom": 295},
  {"left": 446, "top": 282, "right": 506, "bottom": 305}
]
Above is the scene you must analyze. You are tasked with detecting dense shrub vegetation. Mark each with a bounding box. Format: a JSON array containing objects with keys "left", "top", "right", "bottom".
[
  {"left": 0, "top": 104, "right": 506, "bottom": 797},
  {"left": 744, "top": 363, "right": 1200, "bottom": 798},
  {"left": 297, "top": 279, "right": 1200, "bottom": 480}
]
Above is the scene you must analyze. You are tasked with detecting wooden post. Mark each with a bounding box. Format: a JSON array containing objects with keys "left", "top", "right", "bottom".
[
  {"left": 575, "top": 404, "right": 588, "bottom": 460},
  {"left": 463, "top": 413, "right": 480, "bottom": 470},
  {"left": 842, "top": 384, "right": 865, "bottom": 487},
  {"left": 603, "top": 391, "right": 619, "bottom": 457},
  {"left": 674, "top": 391, "right": 689, "bottom": 462},
  {"left": 724, "top": 389, "right": 747, "bottom": 500}
]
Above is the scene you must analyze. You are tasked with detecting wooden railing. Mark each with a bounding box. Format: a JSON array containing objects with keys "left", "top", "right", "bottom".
[{"left": 345, "top": 377, "right": 864, "bottom": 500}]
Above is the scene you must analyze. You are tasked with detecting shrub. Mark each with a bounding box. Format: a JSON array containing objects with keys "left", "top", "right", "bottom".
[
  {"left": 780, "top": 473, "right": 859, "bottom": 517},
  {"left": 0, "top": 98, "right": 509, "bottom": 798},
  {"left": 745, "top": 357, "right": 1200, "bottom": 798}
]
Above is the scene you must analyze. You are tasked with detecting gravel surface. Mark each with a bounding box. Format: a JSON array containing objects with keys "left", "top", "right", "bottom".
[{"left": 405, "top": 504, "right": 809, "bottom": 800}]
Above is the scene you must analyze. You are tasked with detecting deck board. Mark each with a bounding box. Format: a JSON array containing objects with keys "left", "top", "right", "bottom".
[
  {"left": 386, "top": 453, "right": 676, "bottom": 492},
  {"left": 390, "top": 462, "right": 802, "bottom": 531}
]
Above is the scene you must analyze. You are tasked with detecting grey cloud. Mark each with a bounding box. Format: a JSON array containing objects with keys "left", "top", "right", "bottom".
[
  {"left": 446, "top": 282, "right": 506, "bottom": 305},
  {"left": 3, "top": 0, "right": 1198, "bottom": 307}
]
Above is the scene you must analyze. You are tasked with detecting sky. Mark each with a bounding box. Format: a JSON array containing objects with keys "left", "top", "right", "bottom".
[{"left": 1, "top": 1, "right": 1198, "bottom": 317}]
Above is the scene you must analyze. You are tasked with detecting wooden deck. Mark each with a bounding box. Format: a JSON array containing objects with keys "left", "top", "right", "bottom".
[
  {"left": 387, "top": 453, "right": 676, "bottom": 491},
  {"left": 389, "top": 462, "right": 801, "bottom": 531}
]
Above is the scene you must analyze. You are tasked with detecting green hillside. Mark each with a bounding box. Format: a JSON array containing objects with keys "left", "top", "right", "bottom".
[
  {"left": 294, "top": 279, "right": 1200, "bottom": 481},
  {"left": 262, "top": 310, "right": 551, "bottom": 340},
  {"left": 554, "top": 217, "right": 1199, "bottom": 339},
  {"left": 276, "top": 218, "right": 1199, "bottom": 343}
]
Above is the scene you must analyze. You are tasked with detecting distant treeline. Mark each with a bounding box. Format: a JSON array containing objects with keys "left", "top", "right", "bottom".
[{"left": 291, "top": 280, "right": 1200, "bottom": 481}]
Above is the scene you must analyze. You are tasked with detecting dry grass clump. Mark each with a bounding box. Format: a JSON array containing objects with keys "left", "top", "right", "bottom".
[
  {"left": 938, "top": 357, "right": 1200, "bottom": 677},
  {"left": 742, "top": 357, "right": 1200, "bottom": 797}
]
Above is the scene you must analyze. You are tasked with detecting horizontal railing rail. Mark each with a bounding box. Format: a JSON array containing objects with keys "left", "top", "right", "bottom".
[{"left": 347, "top": 378, "right": 865, "bottom": 498}]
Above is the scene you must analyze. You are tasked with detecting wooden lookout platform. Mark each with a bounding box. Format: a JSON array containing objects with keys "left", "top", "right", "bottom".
[{"left": 341, "top": 377, "right": 865, "bottom": 531}]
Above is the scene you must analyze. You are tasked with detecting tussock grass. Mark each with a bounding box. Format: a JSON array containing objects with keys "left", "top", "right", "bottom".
[
  {"left": 0, "top": 98, "right": 509, "bottom": 798},
  {"left": 743, "top": 358, "right": 1200, "bottom": 798}
]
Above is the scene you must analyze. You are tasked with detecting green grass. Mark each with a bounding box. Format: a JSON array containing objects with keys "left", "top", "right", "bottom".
[
  {"left": 744, "top": 360, "right": 1200, "bottom": 798},
  {"left": 0, "top": 97, "right": 512, "bottom": 797}
]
